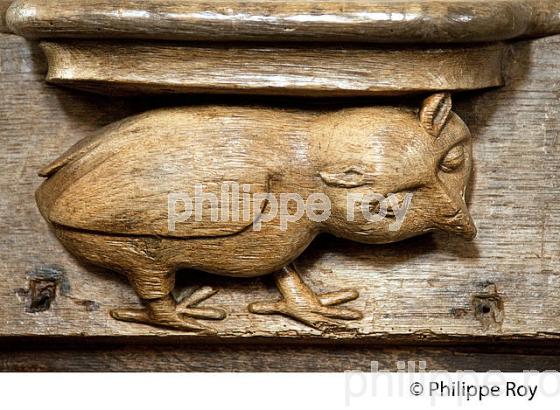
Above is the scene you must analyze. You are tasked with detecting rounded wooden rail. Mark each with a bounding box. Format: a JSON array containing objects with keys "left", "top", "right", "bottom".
[{"left": 6, "top": 0, "right": 560, "bottom": 43}]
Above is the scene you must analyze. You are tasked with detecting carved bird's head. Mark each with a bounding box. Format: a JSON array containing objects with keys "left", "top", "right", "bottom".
[{"left": 312, "top": 93, "right": 476, "bottom": 244}]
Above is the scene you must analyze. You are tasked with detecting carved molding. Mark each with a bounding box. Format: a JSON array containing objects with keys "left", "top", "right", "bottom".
[
  {"left": 7, "top": 0, "right": 560, "bottom": 97},
  {"left": 7, "top": 0, "right": 560, "bottom": 43},
  {"left": 41, "top": 41, "right": 506, "bottom": 97}
]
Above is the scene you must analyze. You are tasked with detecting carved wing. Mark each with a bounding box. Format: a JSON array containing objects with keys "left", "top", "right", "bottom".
[{"left": 38, "top": 110, "right": 273, "bottom": 239}]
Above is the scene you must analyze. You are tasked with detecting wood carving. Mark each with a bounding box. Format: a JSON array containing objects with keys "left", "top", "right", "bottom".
[
  {"left": 39, "top": 41, "right": 506, "bottom": 97},
  {"left": 3, "top": 0, "right": 559, "bottom": 344},
  {"left": 6, "top": 0, "right": 559, "bottom": 97},
  {"left": 36, "top": 93, "right": 476, "bottom": 332},
  {"left": 6, "top": 0, "right": 560, "bottom": 43}
]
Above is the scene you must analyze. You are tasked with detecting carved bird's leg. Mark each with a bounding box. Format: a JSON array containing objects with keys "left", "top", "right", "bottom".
[
  {"left": 110, "top": 268, "right": 226, "bottom": 333},
  {"left": 248, "top": 264, "right": 362, "bottom": 330}
]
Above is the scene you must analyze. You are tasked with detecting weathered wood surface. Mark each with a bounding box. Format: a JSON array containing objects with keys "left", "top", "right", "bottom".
[
  {"left": 0, "top": 33, "right": 559, "bottom": 342},
  {"left": 6, "top": 0, "right": 560, "bottom": 43},
  {"left": 3, "top": 343, "right": 560, "bottom": 372},
  {"left": 41, "top": 41, "right": 505, "bottom": 96}
]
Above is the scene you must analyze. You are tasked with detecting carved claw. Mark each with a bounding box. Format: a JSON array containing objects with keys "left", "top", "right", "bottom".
[
  {"left": 249, "top": 289, "right": 362, "bottom": 330},
  {"left": 318, "top": 289, "right": 360, "bottom": 307},
  {"left": 110, "top": 307, "right": 215, "bottom": 333},
  {"left": 111, "top": 293, "right": 222, "bottom": 333},
  {"left": 248, "top": 265, "right": 362, "bottom": 331},
  {"left": 111, "top": 307, "right": 151, "bottom": 324},
  {"left": 175, "top": 286, "right": 227, "bottom": 320}
]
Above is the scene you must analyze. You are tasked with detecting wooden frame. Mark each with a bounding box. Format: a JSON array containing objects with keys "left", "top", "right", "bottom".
[{"left": 1, "top": 0, "right": 559, "bottom": 362}]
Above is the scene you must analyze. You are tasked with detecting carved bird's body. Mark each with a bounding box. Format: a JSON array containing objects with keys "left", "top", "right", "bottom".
[
  {"left": 38, "top": 107, "right": 317, "bottom": 278},
  {"left": 37, "top": 94, "right": 476, "bottom": 331}
]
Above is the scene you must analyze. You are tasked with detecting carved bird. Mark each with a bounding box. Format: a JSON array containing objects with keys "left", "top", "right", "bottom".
[{"left": 36, "top": 93, "right": 476, "bottom": 332}]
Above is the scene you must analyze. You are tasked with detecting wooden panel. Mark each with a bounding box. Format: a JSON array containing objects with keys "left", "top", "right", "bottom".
[
  {"left": 0, "top": 33, "right": 559, "bottom": 342},
  {"left": 2, "top": 343, "right": 560, "bottom": 371},
  {"left": 6, "top": 0, "right": 560, "bottom": 43},
  {"left": 40, "top": 41, "right": 505, "bottom": 97}
]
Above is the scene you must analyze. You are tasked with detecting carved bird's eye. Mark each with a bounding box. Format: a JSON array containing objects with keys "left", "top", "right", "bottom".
[
  {"left": 320, "top": 166, "right": 371, "bottom": 188},
  {"left": 440, "top": 144, "right": 465, "bottom": 172}
]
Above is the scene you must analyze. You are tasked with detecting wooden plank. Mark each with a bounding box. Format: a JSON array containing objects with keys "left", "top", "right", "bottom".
[
  {"left": 2, "top": 343, "right": 560, "bottom": 371},
  {"left": 0, "top": 33, "right": 559, "bottom": 342},
  {"left": 40, "top": 41, "right": 505, "bottom": 97},
  {"left": 6, "top": 0, "right": 560, "bottom": 43}
]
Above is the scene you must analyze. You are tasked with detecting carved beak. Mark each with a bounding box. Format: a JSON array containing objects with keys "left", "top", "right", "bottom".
[
  {"left": 439, "top": 207, "right": 477, "bottom": 240},
  {"left": 433, "top": 183, "right": 477, "bottom": 240}
]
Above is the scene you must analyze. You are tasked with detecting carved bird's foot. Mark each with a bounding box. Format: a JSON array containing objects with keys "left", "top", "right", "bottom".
[
  {"left": 174, "top": 286, "right": 227, "bottom": 320},
  {"left": 111, "top": 287, "right": 226, "bottom": 333},
  {"left": 249, "top": 289, "right": 362, "bottom": 330},
  {"left": 248, "top": 265, "right": 362, "bottom": 331},
  {"left": 110, "top": 306, "right": 213, "bottom": 332}
]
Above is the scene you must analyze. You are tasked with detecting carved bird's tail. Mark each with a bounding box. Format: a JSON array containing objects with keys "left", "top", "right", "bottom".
[{"left": 36, "top": 124, "right": 113, "bottom": 221}]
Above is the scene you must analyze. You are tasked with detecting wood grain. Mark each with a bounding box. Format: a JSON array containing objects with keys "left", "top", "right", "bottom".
[
  {"left": 40, "top": 41, "right": 505, "bottom": 97},
  {"left": 0, "top": 0, "right": 12, "bottom": 33},
  {"left": 0, "top": 32, "right": 559, "bottom": 342},
  {"left": 527, "top": 0, "right": 560, "bottom": 38},
  {"left": 3, "top": 343, "right": 560, "bottom": 372},
  {"left": 6, "top": 0, "right": 560, "bottom": 43}
]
